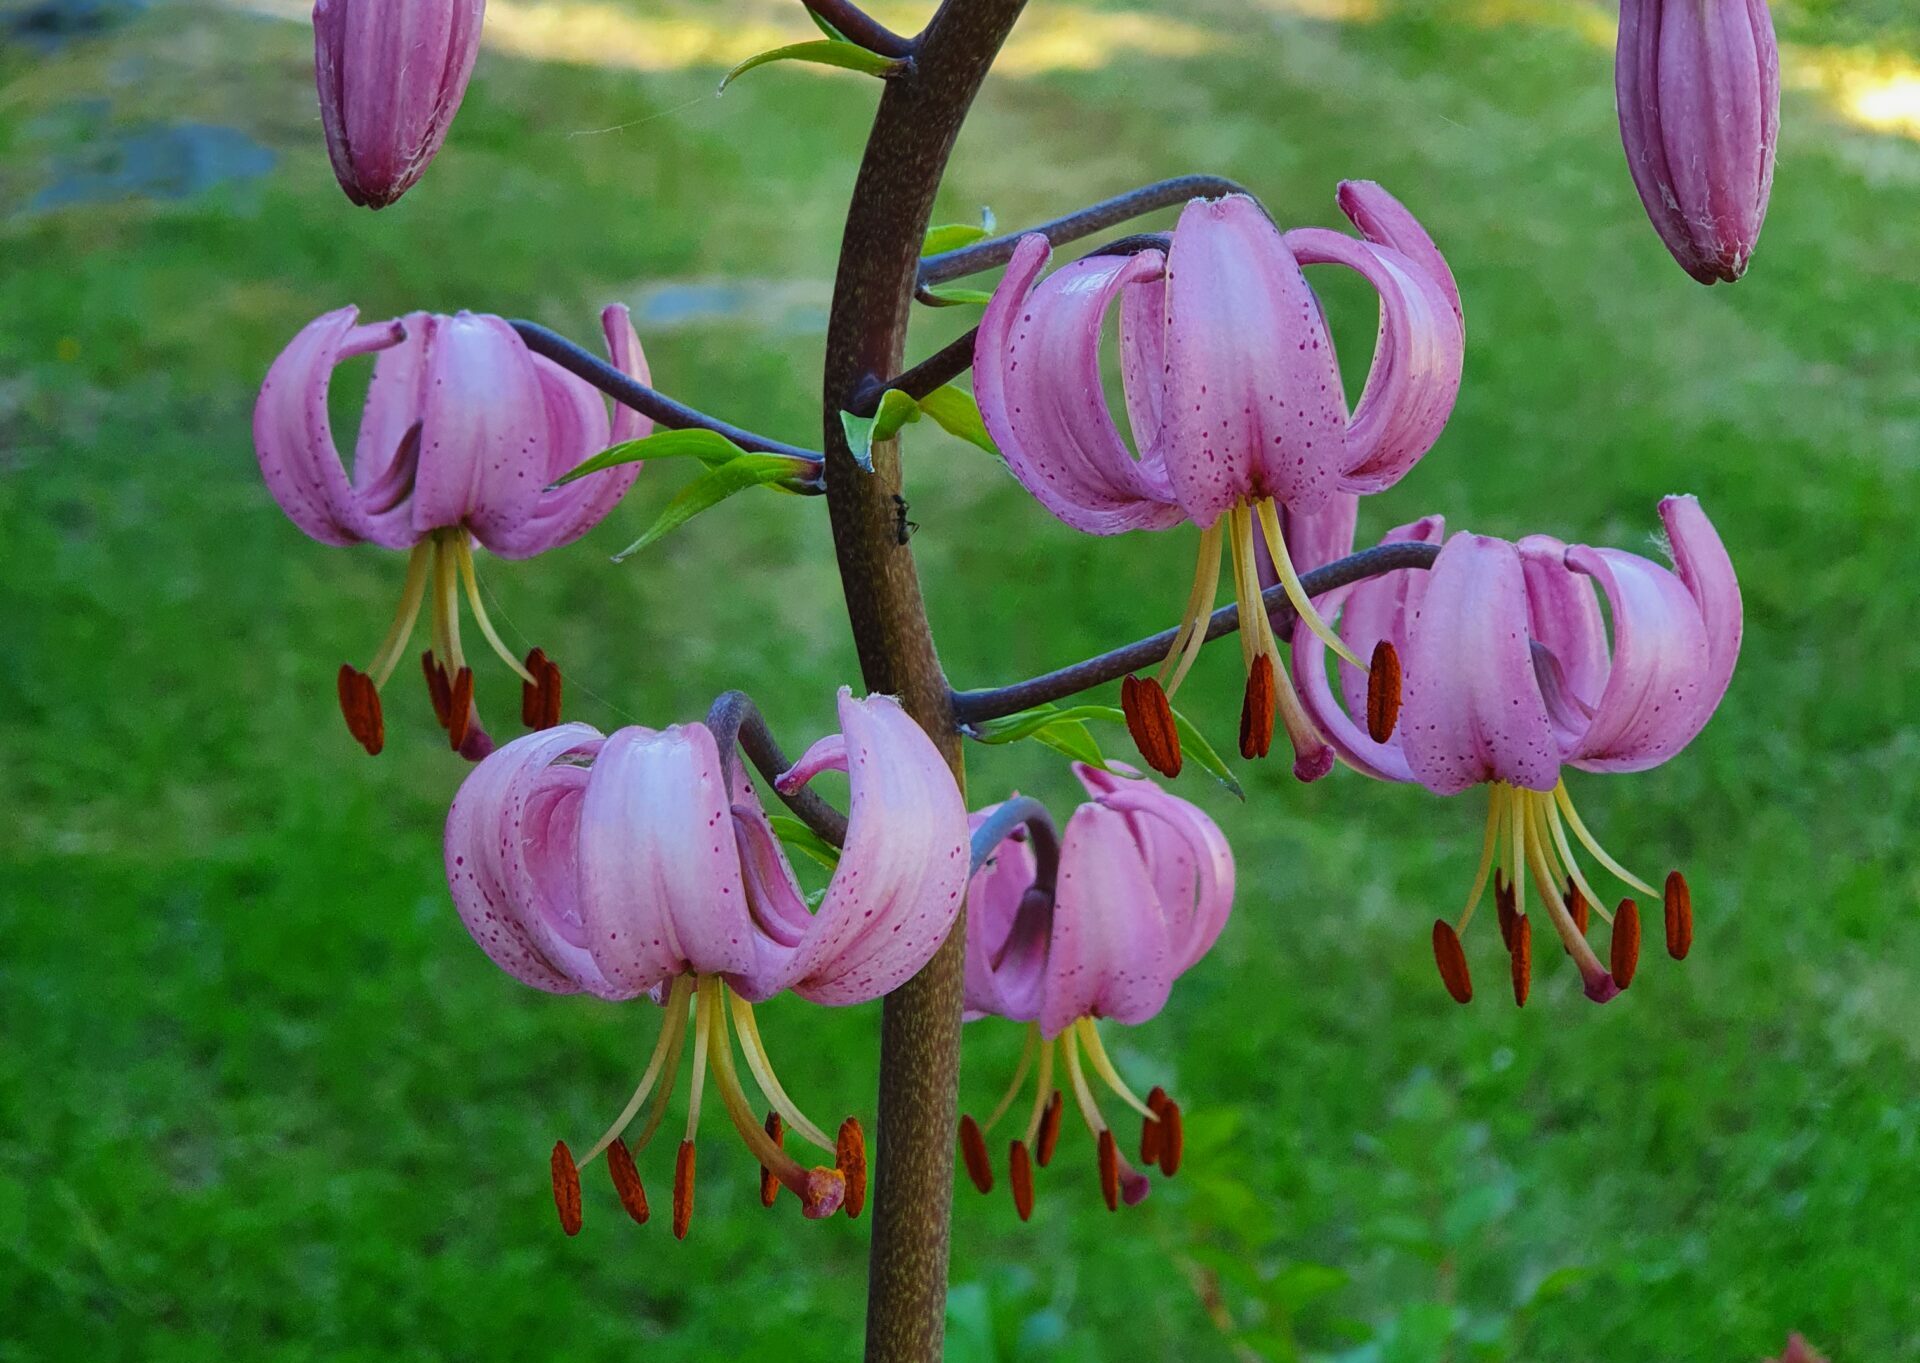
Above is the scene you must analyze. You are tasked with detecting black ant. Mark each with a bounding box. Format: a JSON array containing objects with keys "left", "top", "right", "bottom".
[{"left": 892, "top": 494, "right": 920, "bottom": 545}]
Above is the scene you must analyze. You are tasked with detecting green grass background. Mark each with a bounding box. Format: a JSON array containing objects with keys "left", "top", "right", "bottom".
[{"left": 3, "top": 0, "right": 1917, "bottom": 1358}]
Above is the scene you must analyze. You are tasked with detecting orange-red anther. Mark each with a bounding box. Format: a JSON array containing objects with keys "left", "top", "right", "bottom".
[
  {"left": 1097, "top": 1129, "right": 1120, "bottom": 1211},
  {"left": 1432, "top": 919, "right": 1473, "bottom": 1004},
  {"left": 336, "top": 665, "right": 384, "bottom": 756},
  {"left": 959, "top": 1114, "right": 994, "bottom": 1194},
  {"left": 1035, "top": 1090, "right": 1065, "bottom": 1168},
  {"left": 1121, "top": 674, "right": 1182, "bottom": 778},
  {"left": 521, "top": 648, "right": 548, "bottom": 727},
  {"left": 1664, "top": 871, "right": 1693, "bottom": 960},
  {"left": 1494, "top": 869, "right": 1518, "bottom": 953},
  {"left": 539, "top": 657, "right": 563, "bottom": 729},
  {"left": 422, "top": 651, "right": 453, "bottom": 728},
  {"left": 1140, "top": 1085, "right": 1168, "bottom": 1166},
  {"left": 550, "top": 1140, "right": 583, "bottom": 1237},
  {"left": 447, "top": 666, "right": 475, "bottom": 751},
  {"left": 672, "top": 1140, "right": 696, "bottom": 1240},
  {"left": 1008, "top": 1140, "right": 1035, "bottom": 1222},
  {"left": 760, "top": 1111, "right": 785, "bottom": 1208},
  {"left": 607, "top": 1137, "right": 649, "bottom": 1225},
  {"left": 1366, "top": 639, "right": 1403, "bottom": 743},
  {"left": 1566, "top": 879, "right": 1590, "bottom": 940},
  {"left": 1510, "top": 914, "right": 1532, "bottom": 1007},
  {"left": 1157, "top": 1100, "right": 1183, "bottom": 1178},
  {"left": 1612, "top": 899, "right": 1642, "bottom": 988},
  {"left": 1239, "top": 654, "right": 1275, "bottom": 760},
  {"left": 836, "top": 1117, "right": 867, "bottom": 1220}
]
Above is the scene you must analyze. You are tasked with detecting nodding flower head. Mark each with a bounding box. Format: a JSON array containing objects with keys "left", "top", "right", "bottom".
[
  {"left": 956, "top": 765, "right": 1234, "bottom": 1218},
  {"left": 443, "top": 689, "right": 969, "bottom": 1237},
  {"left": 1286, "top": 495, "right": 1741, "bottom": 1006},
  {"left": 256, "top": 306, "right": 648, "bottom": 759},
  {"left": 974, "top": 183, "right": 1464, "bottom": 783}
]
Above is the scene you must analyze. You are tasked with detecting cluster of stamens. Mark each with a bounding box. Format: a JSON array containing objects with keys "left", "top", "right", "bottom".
[
  {"left": 1119, "top": 497, "right": 1400, "bottom": 779},
  {"left": 1429, "top": 781, "right": 1694, "bottom": 1005},
  {"left": 546, "top": 976, "right": 865, "bottom": 1240},
  {"left": 959, "top": 1019, "right": 1183, "bottom": 1219},
  {"left": 334, "top": 528, "right": 564, "bottom": 755}
]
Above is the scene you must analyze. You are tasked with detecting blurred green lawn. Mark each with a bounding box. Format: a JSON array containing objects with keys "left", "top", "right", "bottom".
[{"left": 3, "top": 0, "right": 1918, "bottom": 1359}]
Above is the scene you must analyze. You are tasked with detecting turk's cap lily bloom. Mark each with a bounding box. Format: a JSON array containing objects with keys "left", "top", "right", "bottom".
[
  {"left": 958, "top": 764, "right": 1234, "bottom": 1217},
  {"left": 1615, "top": 0, "right": 1779, "bottom": 284},
  {"left": 973, "top": 184, "right": 1464, "bottom": 784},
  {"left": 256, "top": 306, "right": 648, "bottom": 758},
  {"left": 314, "top": 0, "right": 486, "bottom": 209},
  {"left": 1288, "top": 495, "right": 1740, "bottom": 1006},
  {"left": 443, "top": 689, "right": 968, "bottom": 1235}
]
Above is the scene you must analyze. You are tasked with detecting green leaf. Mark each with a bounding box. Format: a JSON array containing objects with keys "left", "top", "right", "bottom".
[
  {"left": 972, "top": 702, "right": 1122, "bottom": 744},
  {"left": 766, "top": 815, "right": 841, "bottom": 871},
  {"left": 838, "top": 389, "right": 923, "bottom": 472},
  {"left": 921, "top": 222, "right": 992, "bottom": 255},
  {"left": 804, "top": 7, "right": 845, "bottom": 40},
  {"left": 915, "top": 384, "right": 1000, "bottom": 457},
  {"left": 919, "top": 283, "right": 994, "bottom": 307},
  {"left": 552, "top": 428, "right": 750, "bottom": 486},
  {"left": 1166, "top": 703, "right": 1245, "bottom": 800},
  {"left": 611, "top": 453, "right": 817, "bottom": 560},
  {"left": 1029, "top": 720, "right": 1113, "bottom": 769},
  {"left": 718, "top": 40, "right": 901, "bottom": 94}
]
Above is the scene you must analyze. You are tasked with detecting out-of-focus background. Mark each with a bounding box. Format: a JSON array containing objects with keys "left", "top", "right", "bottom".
[{"left": 3, "top": 0, "right": 1917, "bottom": 1358}]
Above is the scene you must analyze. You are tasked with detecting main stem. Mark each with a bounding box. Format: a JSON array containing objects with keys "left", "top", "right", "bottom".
[{"left": 820, "top": 3, "right": 1028, "bottom": 1360}]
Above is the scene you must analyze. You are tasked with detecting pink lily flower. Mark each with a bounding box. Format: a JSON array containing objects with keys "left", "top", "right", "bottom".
[
  {"left": 443, "top": 689, "right": 969, "bottom": 1236},
  {"left": 313, "top": 0, "right": 486, "bottom": 209},
  {"left": 255, "top": 306, "right": 648, "bottom": 758},
  {"left": 955, "top": 764, "right": 1234, "bottom": 1218},
  {"left": 1616, "top": 0, "right": 1779, "bottom": 284},
  {"left": 974, "top": 183, "right": 1465, "bottom": 782},
  {"left": 1285, "top": 496, "right": 1741, "bottom": 1005}
]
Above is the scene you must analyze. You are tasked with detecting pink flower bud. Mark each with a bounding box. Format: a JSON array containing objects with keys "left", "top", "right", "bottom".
[
  {"left": 1615, "top": 0, "right": 1780, "bottom": 284},
  {"left": 313, "top": 0, "right": 486, "bottom": 208}
]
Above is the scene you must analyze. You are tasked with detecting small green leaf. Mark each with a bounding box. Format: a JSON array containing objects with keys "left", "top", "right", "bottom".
[
  {"left": 915, "top": 384, "right": 1000, "bottom": 457},
  {"left": 553, "top": 428, "right": 749, "bottom": 487},
  {"left": 612, "top": 453, "right": 816, "bottom": 560},
  {"left": 766, "top": 815, "right": 841, "bottom": 871},
  {"left": 719, "top": 40, "right": 901, "bottom": 94},
  {"left": 838, "top": 389, "right": 924, "bottom": 471},
  {"left": 919, "top": 284, "right": 994, "bottom": 307},
  {"left": 921, "top": 222, "right": 992, "bottom": 255},
  {"left": 1028, "top": 720, "right": 1113, "bottom": 769},
  {"left": 1166, "top": 703, "right": 1245, "bottom": 800},
  {"left": 804, "top": 7, "right": 846, "bottom": 40},
  {"left": 972, "top": 703, "right": 1122, "bottom": 745}
]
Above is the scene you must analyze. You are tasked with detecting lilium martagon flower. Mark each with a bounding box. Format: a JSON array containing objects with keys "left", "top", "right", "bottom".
[
  {"left": 958, "top": 764, "right": 1234, "bottom": 1219},
  {"left": 255, "top": 306, "right": 649, "bottom": 759},
  {"left": 444, "top": 689, "right": 969, "bottom": 1237},
  {"left": 973, "top": 181, "right": 1465, "bottom": 782},
  {"left": 1282, "top": 496, "right": 1741, "bottom": 1005}
]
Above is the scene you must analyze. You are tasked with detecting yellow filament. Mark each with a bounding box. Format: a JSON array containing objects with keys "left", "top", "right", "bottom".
[
  {"left": 727, "top": 992, "right": 834, "bottom": 1152},
  {"left": 1075, "top": 1019, "right": 1155, "bottom": 1120},
  {"left": 1509, "top": 788, "right": 1528, "bottom": 920},
  {"left": 629, "top": 998, "right": 689, "bottom": 1155},
  {"left": 981, "top": 1024, "right": 1040, "bottom": 1135},
  {"left": 427, "top": 538, "right": 453, "bottom": 666},
  {"left": 706, "top": 983, "right": 812, "bottom": 1187},
  {"left": 1554, "top": 781, "right": 1659, "bottom": 898},
  {"left": 1158, "top": 521, "right": 1225, "bottom": 698},
  {"left": 1456, "top": 785, "right": 1507, "bottom": 931},
  {"left": 1522, "top": 794, "right": 1610, "bottom": 975},
  {"left": 454, "top": 539, "right": 537, "bottom": 684},
  {"left": 684, "top": 977, "right": 714, "bottom": 1144},
  {"left": 1226, "top": 504, "right": 1260, "bottom": 672},
  {"left": 1021, "top": 1036, "right": 1056, "bottom": 1146},
  {"left": 1544, "top": 793, "right": 1613, "bottom": 925},
  {"left": 580, "top": 975, "right": 694, "bottom": 1165},
  {"left": 1255, "top": 498, "right": 1364, "bottom": 669},
  {"left": 1060, "top": 1026, "right": 1109, "bottom": 1136},
  {"left": 366, "top": 542, "right": 434, "bottom": 687}
]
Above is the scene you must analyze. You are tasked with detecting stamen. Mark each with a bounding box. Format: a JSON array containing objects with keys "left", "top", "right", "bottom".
[
  {"left": 837, "top": 1118, "right": 867, "bottom": 1219},
  {"left": 581, "top": 978, "right": 693, "bottom": 1165},
  {"left": 1140, "top": 1086, "right": 1167, "bottom": 1165},
  {"left": 336, "top": 665, "right": 384, "bottom": 755},
  {"left": 1120, "top": 674, "right": 1182, "bottom": 778},
  {"left": 980, "top": 1024, "right": 1039, "bottom": 1135},
  {"left": 760, "top": 1112, "right": 784, "bottom": 1208},
  {"left": 1664, "top": 872, "right": 1693, "bottom": 959},
  {"left": 1254, "top": 498, "right": 1365, "bottom": 669},
  {"left": 1510, "top": 914, "right": 1532, "bottom": 1007},
  {"left": 366, "top": 542, "right": 434, "bottom": 688},
  {"left": 1060, "top": 1027, "right": 1108, "bottom": 1138},
  {"left": 672, "top": 1140, "right": 695, "bottom": 1240},
  {"left": 1520, "top": 792, "right": 1621, "bottom": 1001},
  {"left": 1554, "top": 781, "right": 1659, "bottom": 899},
  {"left": 521, "top": 648, "right": 563, "bottom": 731},
  {"left": 1074, "top": 1019, "right": 1156, "bottom": 1120},
  {"left": 1097, "top": 1129, "right": 1121, "bottom": 1211},
  {"left": 1495, "top": 869, "right": 1518, "bottom": 953},
  {"left": 1022, "top": 1037, "right": 1057, "bottom": 1147},
  {"left": 607, "top": 1137, "right": 649, "bottom": 1225},
  {"left": 551, "top": 1140, "right": 583, "bottom": 1237},
  {"left": 1226, "top": 502, "right": 1262, "bottom": 675},
  {"left": 422, "top": 651, "right": 453, "bottom": 728},
  {"left": 1157, "top": 520, "right": 1225, "bottom": 698},
  {"left": 1271, "top": 661, "right": 1335, "bottom": 783},
  {"left": 1239, "top": 653, "right": 1276, "bottom": 760},
  {"left": 453, "top": 539, "right": 537, "bottom": 684},
  {"left": 1063, "top": 1023, "right": 1158, "bottom": 1196},
  {"left": 1456, "top": 787, "right": 1506, "bottom": 931},
  {"left": 1566, "top": 879, "right": 1590, "bottom": 938},
  {"left": 1508, "top": 791, "right": 1528, "bottom": 921},
  {"left": 959, "top": 1114, "right": 994, "bottom": 1193},
  {"left": 1431, "top": 920, "right": 1473, "bottom": 1003},
  {"left": 1611, "top": 899, "right": 1641, "bottom": 988},
  {"left": 1365, "top": 639, "right": 1402, "bottom": 742},
  {"left": 1544, "top": 795, "right": 1612, "bottom": 925},
  {"left": 1008, "top": 1140, "right": 1035, "bottom": 1221},
  {"left": 728, "top": 993, "right": 836, "bottom": 1152},
  {"left": 446, "top": 666, "right": 475, "bottom": 751},
  {"left": 1035, "top": 1091, "right": 1065, "bottom": 1168},
  {"left": 704, "top": 981, "right": 845, "bottom": 1219},
  {"left": 1156, "top": 1100, "right": 1183, "bottom": 1177},
  {"left": 686, "top": 979, "right": 713, "bottom": 1146}
]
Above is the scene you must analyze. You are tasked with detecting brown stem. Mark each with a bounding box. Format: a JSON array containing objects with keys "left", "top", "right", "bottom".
[{"left": 820, "top": 3, "right": 1030, "bottom": 1360}]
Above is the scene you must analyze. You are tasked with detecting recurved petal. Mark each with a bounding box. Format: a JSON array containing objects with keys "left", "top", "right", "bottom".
[
  {"left": 1335, "top": 179, "right": 1464, "bottom": 327},
  {"left": 576, "top": 723, "right": 759, "bottom": 994},
  {"left": 1400, "top": 533, "right": 1561, "bottom": 794},
  {"left": 974, "top": 235, "right": 1184, "bottom": 535},
  {"left": 962, "top": 808, "right": 1048, "bottom": 1023},
  {"left": 1074, "top": 765, "right": 1234, "bottom": 977},
  {"left": 1516, "top": 533, "right": 1610, "bottom": 744},
  {"left": 408, "top": 312, "right": 550, "bottom": 549},
  {"left": 1660, "top": 495, "right": 1742, "bottom": 719},
  {"left": 1040, "top": 803, "right": 1175, "bottom": 1037},
  {"left": 781, "top": 692, "right": 969, "bottom": 1006}
]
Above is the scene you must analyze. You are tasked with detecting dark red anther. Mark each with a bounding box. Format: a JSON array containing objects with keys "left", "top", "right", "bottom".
[
  {"left": 671, "top": 1140, "right": 695, "bottom": 1240},
  {"left": 1494, "top": 869, "right": 1518, "bottom": 952},
  {"left": 959, "top": 1114, "right": 993, "bottom": 1194},
  {"left": 1611, "top": 899, "right": 1642, "bottom": 988},
  {"left": 1664, "top": 871, "right": 1693, "bottom": 959},
  {"left": 607, "top": 1137, "right": 649, "bottom": 1225},
  {"left": 836, "top": 1117, "right": 867, "bottom": 1219},
  {"left": 336, "top": 664, "right": 384, "bottom": 756},
  {"left": 1566, "top": 878, "right": 1590, "bottom": 939},
  {"left": 1008, "top": 1140, "right": 1035, "bottom": 1222},
  {"left": 539, "top": 656, "right": 563, "bottom": 729},
  {"left": 1035, "top": 1090, "right": 1064, "bottom": 1168},
  {"left": 550, "top": 1140, "right": 583, "bottom": 1237},
  {"left": 446, "top": 666, "right": 475, "bottom": 751},
  {"left": 1432, "top": 919, "right": 1473, "bottom": 1004},
  {"left": 422, "top": 650, "right": 453, "bottom": 728},
  {"left": 1097, "top": 1129, "right": 1120, "bottom": 1211},
  {"left": 1238, "top": 653, "right": 1275, "bottom": 760},
  {"left": 1366, "top": 639, "right": 1402, "bottom": 743},
  {"left": 1121, "top": 674, "right": 1182, "bottom": 778},
  {"left": 521, "top": 647, "right": 548, "bottom": 727},
  {"left": 760, "top": 1111, "right": 784, "bottom": 1208},
  {"left": 1156, "top": 1099, "right": 1183, "bottom": 1178},
  {"left": 1510, "top": 914, "right": 1532, "bottom": 1007},
  {"left": 1140, "top": 1085, "right": 1168, "bottom": 1166}
]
